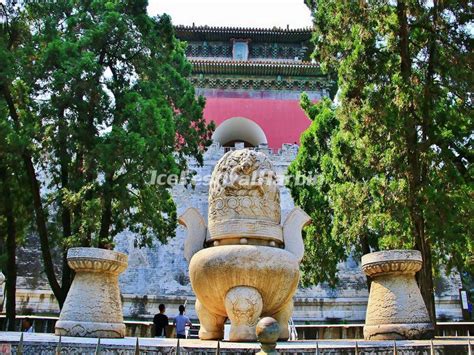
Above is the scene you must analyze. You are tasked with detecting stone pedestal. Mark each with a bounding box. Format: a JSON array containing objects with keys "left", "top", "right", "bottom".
[
  {"left": 190, "top": 245, "right": 299, "bottom": 342},
  {"left": 180, "top": 149, "right": 310, "bottom": 342},
  {"left": 361, "top": 250, "right": 434, "bottom": 340},
  {"left": 55, "top": 247, "right": 128, "bottom": 338}
]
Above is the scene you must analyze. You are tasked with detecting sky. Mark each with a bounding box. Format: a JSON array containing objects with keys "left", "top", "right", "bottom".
[{"left": 147, "top": 0, "right": 313, "bottom": 29}]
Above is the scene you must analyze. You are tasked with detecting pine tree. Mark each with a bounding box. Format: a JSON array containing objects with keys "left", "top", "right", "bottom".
[
  {"left": 0, "top": 1, "right": 213, "bottom": 307},
  {"left": 0, "top": 1, "right": 36, "bottom": 329},
  {"left": 288, "top": 0, "right": 473, "bottom": 323}
]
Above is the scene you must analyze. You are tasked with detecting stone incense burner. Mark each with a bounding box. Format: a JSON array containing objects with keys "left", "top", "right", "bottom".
[{"left": 179, "top": 149, "right": 310, "bottom": 342}]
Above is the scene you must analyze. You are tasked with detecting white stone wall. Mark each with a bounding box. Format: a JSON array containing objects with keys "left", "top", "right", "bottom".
[
  {"left": 113, "top": 144, "right": 463, "bottom": 322},
  {"left": 15, "top": 143, "right": 463, "bottom": 322}
]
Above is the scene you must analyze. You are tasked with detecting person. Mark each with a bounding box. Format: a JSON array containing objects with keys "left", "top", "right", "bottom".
[
  {"left": 21, "top": 318, "right": 34, "bottom": 333},
  {"left": 173, "top": 305, "right": 192, "bottom": 339},
  {"left": 153, "top": 304, "right": 169, "bottom": 338}
]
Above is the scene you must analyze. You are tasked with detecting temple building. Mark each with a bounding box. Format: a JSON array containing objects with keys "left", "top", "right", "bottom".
[
  {"left": 13, "top": 26, "right": 463, "bottom": 328},
  {"left": 175, "top": 25, "right": 335, "bottom": 149}
]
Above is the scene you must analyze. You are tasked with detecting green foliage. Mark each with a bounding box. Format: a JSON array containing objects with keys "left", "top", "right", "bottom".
[
  {"left": 289, "top": 1, "right": 473, "bottom": 289},
  {"left": 0, "top": 4, "right": 34, "bottom": 254},
  {"left": 1, "top": 0, "right": 213, "bottom": 251},
  {"left": 0, "top": 139, "right": 32, "bottom": 269},
  {"left": 287, "top": 96, "right": 343, "bottom": 286}
]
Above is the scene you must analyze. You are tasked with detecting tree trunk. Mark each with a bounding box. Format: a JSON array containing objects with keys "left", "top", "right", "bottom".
[
  {"left": 416, "top": 0, "right": 439, "bottom": 327},
  {"left": 1, "top": 84, "right": 65, "bottom": 308},
  {"left": 360, "top": 234, "right": 372, "bottom": 291},
  {"left": 414, "top": 223, "right": 436, "bottom": 324},
  {"left": 5, "top": 210, "right": 17, "bottom": 332},
  {"left": 60, "top": 251, "right": 73, "bottom": 297},
  {"left": 98, "top": 173, "right": 114, "bottom": 248},
  {"left": 58, "top": 113, "right": 73, "bottom": 296},
  {"left": 24, "top": 154, "right": 67, "bottom": 308},
  {"left": 396, "top": 0, "right": 436, "bottom": 324},
  {"left": 0, "top": 164, "right": 17, "bottom": 331}
]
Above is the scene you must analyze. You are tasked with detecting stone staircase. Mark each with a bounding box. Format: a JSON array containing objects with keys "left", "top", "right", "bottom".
[{"left": 187, "top": 325, "right": 200, "bottom": 339}]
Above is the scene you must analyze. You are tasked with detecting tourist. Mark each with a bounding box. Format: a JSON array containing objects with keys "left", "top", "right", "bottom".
[
  {"left": 153, "top": 304, "right": 169, "bottom": 338},
  {"left": 21, "top": 318, "right": 34, "bottom": 333},
  {"left": 173, "top": 305, "right": 192, "bottom": 339}
]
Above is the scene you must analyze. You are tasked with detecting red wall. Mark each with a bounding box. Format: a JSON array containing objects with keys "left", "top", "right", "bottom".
[{"left": 203, "top": 96, "right": 312, "bottom": 150}]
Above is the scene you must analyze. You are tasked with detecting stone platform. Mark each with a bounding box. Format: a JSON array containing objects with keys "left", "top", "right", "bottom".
[
  {"left": 15, "top": 144, "right": 464, "bottom": 325},
  {"left": 0, "top": 332, "right": 472, "bottom": 354}
]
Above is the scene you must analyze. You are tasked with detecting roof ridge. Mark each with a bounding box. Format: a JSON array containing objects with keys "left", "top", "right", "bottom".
[
  {"left": 174, "top": 25, "right": 313, "bottom": 33},
  {"left": 188, "top": 58, "right": 319, "bottom": 66}
]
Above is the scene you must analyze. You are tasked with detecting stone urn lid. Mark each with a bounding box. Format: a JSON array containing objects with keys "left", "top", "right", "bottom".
[
  {"left": 361, "top": 250, "right": 422, "bottom": 277},
  {"left": 207, "top": 149, "right": 282, "bottom": 243},
  {"left": 67, "top": 247, "right": 128, "bottom": 274}
]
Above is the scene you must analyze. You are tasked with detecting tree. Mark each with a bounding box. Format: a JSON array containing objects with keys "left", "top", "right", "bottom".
[
  {"left": 0, "top": 153, "right": 33, "bottom": 331},
  {"left": 287, "top": 96, "right": 347, "bottom": 288},
  {"left": 288, "top": 0, "right": 473, "bottom": 323},
  {"left": 0, "top": 161, "right": 18, "bottom": 331},
  {"left": 0, "top": 2, "right": 36, "bottom": 330},
  {"left": 0, "top": 0, "right": 213, "bottom": 308}
]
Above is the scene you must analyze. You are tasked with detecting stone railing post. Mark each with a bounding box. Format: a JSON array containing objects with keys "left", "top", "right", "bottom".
[{"left": 256, "top": 317, "right": 280, "bottom": 355}]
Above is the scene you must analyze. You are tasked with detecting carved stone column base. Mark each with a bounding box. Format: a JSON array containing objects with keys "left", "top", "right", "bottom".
[
  {"left": 55, "top": 247, "right": 128, "bottom": 338},
  {"left": 362, "top": 250, "right": 434, "bottom": 340},
  {"left": 364, "top": 322, "right": 434, "bottom": 340},
  {"left": 55, "top": 320, "right": 125, "bottom": 338}
]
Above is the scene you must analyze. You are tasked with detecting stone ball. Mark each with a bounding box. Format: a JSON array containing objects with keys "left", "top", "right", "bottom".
[{"left": 256, "top": 317, "right": 280, "bottom": 344}]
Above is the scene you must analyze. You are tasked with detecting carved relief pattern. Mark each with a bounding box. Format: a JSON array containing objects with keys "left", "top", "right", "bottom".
[
  {"left": 67, "top": 248, "right": 128, "bottom": 274},
  {"left": 190, "top": 76, "right": 328, "bottom": 92},
  {"left": 186, "top": 42, "right": 232, "bottom": 57},
  {"left": 362, "top": 260, "right": 422, "bottom": 277},
  {"left": 8, "top": 342, "right": 450, "bottom": 354},
  {"left": 10, "top": 343, "right": 175, "bottom": 354},
  {"left": 361, "top": 250, "right": 423, "bottom": 277},
  {"left": 230, "top": 296, "right": 260, "bottom": 326},
  {"left": 208, "top": 150, "right": 280, "bottom": 224},
  {"left": 225, "top": 287, "right": 263, "bottom": 328},
  {"left": 362, "top": 250, "right": 434, "bottom": 339},
  {"left": 56, "top": 248, "right": 128, "bottom": 338},
  {"left": 185, "top": 41, "right": 304, "bottom": 60}
]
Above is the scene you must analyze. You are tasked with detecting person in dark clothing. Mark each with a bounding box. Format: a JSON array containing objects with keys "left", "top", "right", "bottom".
[
  {"left": 153, "top": 304, "right": 169, "bottom": 338},
  {"left": 21, "top": 318, "right": 34, "bottom": 333}
]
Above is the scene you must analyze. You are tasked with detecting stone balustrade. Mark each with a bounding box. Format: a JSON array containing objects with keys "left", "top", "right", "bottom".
[
  {"left": 202, "top": 142, "right": 299, "bottom": 162},
  {"left": 1, "top": 316, "right": 472, "bottom": 339}
]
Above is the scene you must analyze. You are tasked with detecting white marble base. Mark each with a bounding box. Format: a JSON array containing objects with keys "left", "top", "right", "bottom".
[{"left": 0, "top": 332, "right": 472, "bottom": 355}]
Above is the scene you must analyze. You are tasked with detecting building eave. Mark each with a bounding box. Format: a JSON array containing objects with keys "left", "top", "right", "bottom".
[
  {"left": 175, "top": 25, "right": 313, "bottom": 43},
  {"left": 189, "top": 59, "right": 322, "bottom": 77}
]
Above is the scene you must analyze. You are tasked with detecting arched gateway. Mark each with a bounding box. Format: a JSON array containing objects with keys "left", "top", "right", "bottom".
[{"left": 212, "top": 117, "right": 268, "bottom": 148}]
